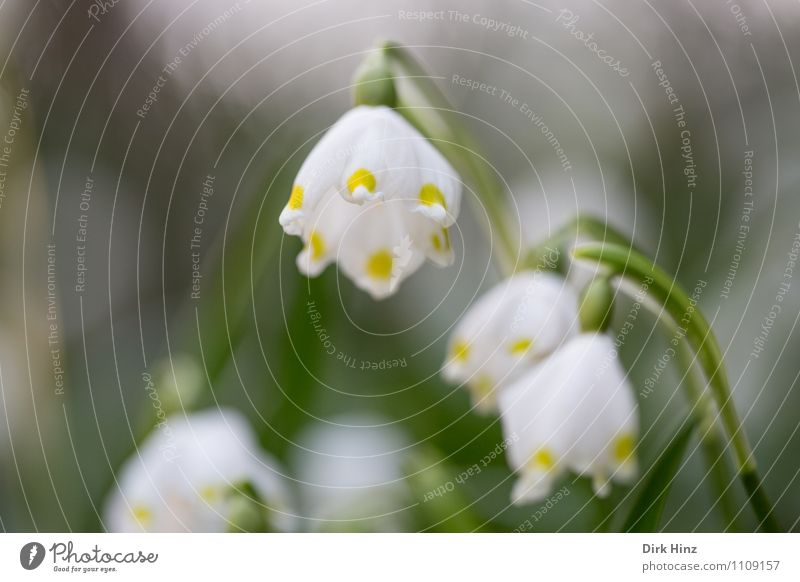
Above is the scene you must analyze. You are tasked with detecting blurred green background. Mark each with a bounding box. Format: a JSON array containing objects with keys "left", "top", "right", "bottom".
[{"left": 0, "top": 0, "right": 798, "bottom": 532}]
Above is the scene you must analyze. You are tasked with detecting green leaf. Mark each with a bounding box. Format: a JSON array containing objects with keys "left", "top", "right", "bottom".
[
  {"left": 623, "top": 419, "right": 697, "bottom": 532},
  {"left": 404, "top": 448, "right": 485, "bottom": 532}
]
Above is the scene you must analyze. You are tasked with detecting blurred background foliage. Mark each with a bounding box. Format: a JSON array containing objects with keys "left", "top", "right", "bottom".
[{"left": 0, "top": 0, "right": 799, "bottom": 532}]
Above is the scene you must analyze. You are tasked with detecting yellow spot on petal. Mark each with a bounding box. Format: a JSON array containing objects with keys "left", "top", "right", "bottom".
[
  {"left": 468, "top": 375, "right": 498, "bottom": 411},
  {"left": 451, "top": 340, "right": 470, "bottom": 362},
  {"left": 527, "top": 448, "right": 556, "bottom": 471},
  {"left": 200, "top": 485, "right": 218, "bottom": 502},
  {"left": 309, "top": 230, "right": 325, "bottom": 260},
  {"left": 613, "top": 433, "right": 636, "bottom": 464},
  {"left": 131, "top": 505, "right": 152, "bottom": 526},
  {"left": 509, "top": 337, "right": 534, "bottom": 355},
  {"left": 431, "top": 229, "right": 451, "bottom": 253},
  {"left": 288, "top": 184, "right": 304, "bottom": 210},
  {"left": 347, "top": 168, "right": 376, "bottom": 194},
  {"left": 472, "top": 374, "right": 494, "bottom": 398},
  {"left": 419, "top": 183, "right": 447, "bottom": 208},
  {"left": 366, "top": 249, "right": 393, "bottom": 280}
]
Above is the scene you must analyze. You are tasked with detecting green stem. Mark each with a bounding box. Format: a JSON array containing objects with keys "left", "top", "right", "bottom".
[
  {"left": 674, "top": 339, "right": 739, "bottom": 530},
  {"left": 741, "top": 472, "right": 781, "bottom": 532},
  {"left": 538, "top": 216, "right": 741, "bottom": 528},
  {"left": 534, "top": 219, "right": 743, "bottom": 529},
  {"left": 379, "top": 42, "right": 518, "bottom": 275},
  {"left": 526, "top": 215, "right": 640, "bottom": 273},
  {"left": 573, "top": 242, "right": 781, "bottom": 531}
]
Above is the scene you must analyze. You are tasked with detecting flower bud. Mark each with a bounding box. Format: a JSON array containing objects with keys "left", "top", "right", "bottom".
[
  {"left": 226, "top": 483, "right": 268, "bottom": 533},
  {"left": 352, "top": 49, "right": 397, "bottom": 108},
  {"left": 578, "top": 277, "right": 615, "bottom": 333},
  {"left": 153, "top": 353, "right": 204, "bottom": 413}
]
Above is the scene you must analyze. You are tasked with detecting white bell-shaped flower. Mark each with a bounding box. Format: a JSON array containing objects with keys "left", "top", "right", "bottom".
[
  {"left": 442, "top": 272, "right": 579, "bottom": 413},
  {"left": 279, "top": 105, "right": 461, "bottom": 299},
  {"left": 291, "top": 414, "right": 413, "bottom": 532},
  {"left": 104, "top": 408, "right": 296, "bottom": 532},
  {"left": 498, "top": 333, "right": 639, "bottom": 504}
]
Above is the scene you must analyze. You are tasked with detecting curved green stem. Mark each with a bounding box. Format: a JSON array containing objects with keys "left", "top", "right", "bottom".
[
  {"left": 536, "top": 216, "right": 740, "bottom": 528},
  {"left": 674, "top": 339, "right": 740, "bottom": 530},
  {"left": 573, "top": 242, "right": 781, "bottom": 532},
  {"left": 526, "top": 215, "right": 639, "bottom": 273}
]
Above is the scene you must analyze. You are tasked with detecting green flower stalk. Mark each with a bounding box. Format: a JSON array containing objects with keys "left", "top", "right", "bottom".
[
  {"left": 573, "top": 242, "right": 781, "bottom": 532},
  {"left": 673, "top": 340, "right": 740, "bottom": 530}
]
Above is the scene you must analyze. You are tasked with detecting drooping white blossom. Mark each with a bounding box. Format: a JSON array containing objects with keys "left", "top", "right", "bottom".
[
  {"left": 279, "top": 105, "right": 461, "bottom": 299},
  {"left": 498, "top": 333, "right": 639, "bottom": 504},
  {"left": 292, "top": 414, "right": 412, "bottom": 532},
  {"left": 442, "top": 272, "right": 579, "bottom": 413},
  {"left": 104, "top": 408, "right": 295, "bottom": 532}
]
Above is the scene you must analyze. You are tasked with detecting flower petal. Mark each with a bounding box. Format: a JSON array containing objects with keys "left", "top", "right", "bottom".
[
  {"left": 336, "top": 200, "right": 426, "bottom": 299},
  {"left": 280, "top": 107, "right": 376, "bottom": 234},
  {"left": 410, "top": 139, "right": 461, "bottom": 227},
  {"left": 406, "top": 211, "right": 454, "bottom": 267},
  {"left": 104, "top": 408, "right": 295, "bottom": 532},
  {"left": 338, "top": 112, "right": 417, "bottom": 205},
  {"left": 442, "top": 272, "right": 578, "bottom": 412},
  {"left": 294, "top": 189, "right": 357, "bottom": 278},
  {"left": 280, "top": 105, "right": 463, "bottom": 299},
  {"left": 498, "top": 333, "right": 639, "bottom": 503}
]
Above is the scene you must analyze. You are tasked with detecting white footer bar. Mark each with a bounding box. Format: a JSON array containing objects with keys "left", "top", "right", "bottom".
[{"left": 0, "top": 533, "right": 797, "bottom": 580}]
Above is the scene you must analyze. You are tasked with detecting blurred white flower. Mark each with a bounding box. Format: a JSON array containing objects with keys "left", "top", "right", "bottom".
[
  {"left": 498, "top": 333, "right": 638, "bottom": 504},
  {"left": 442, "top": 272, "right": 578, "bottom": 413},
  {"left": 104, "top": 408, "right": 295, "bottom": 532},
  {"left": 292, "top": 414, "right": 412, "bottom": 531},
  {"left": 279, "top": 105, "right": 461, "bottom": 299}
]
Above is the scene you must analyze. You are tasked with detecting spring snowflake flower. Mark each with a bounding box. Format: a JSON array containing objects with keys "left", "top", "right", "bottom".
[
  {"left": 498, "top": 333, "right": 639, "bottom": 504},
  {"left": 104, "top": 408, "right": 295, "bottom": 532},
  {"left": 442, "top": 272, "right": 579, "bottom": 413},
  {"left": 279, "top": 105, "right": 461, "bottom": 299},
  {"left": 292, "top": 414, "right": 412, "bottom": 532}
]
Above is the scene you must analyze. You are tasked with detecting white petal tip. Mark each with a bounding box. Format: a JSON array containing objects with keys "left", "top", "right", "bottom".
[
  {"left": 441, "top": 364, "right": 463, "bottom": 383},
  {"left": 366, "top": 288, "right": 395, "bottom": 300},
  {"left": 413, "top": 204, "right": 451, "bottom": 225},
  {"left": 472, "top": 399, "right": 498, "bottom": 415},
  {"left": 428, "top": 250, "right": 455, "bottom": 267},
  {"left": 296, "top": 252, "right": 327, "bottom": 278},
  {"left": 511, "top": 473, "right": 552, "bottom": 505},
  {"left": 614, "top": 459, "right": 639, "bottom": 484},
  {"left": 346, "top": 187, "right": 383, "bottom": 204},
  {"left": 592, "top": 473, "right": 612, "bottom": 498},
  {"left": 355, "top": 278, "right": 397, "bottom": 301},
  {"left": 279, "top": 209, "right": 304, "bottom": 236}
]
